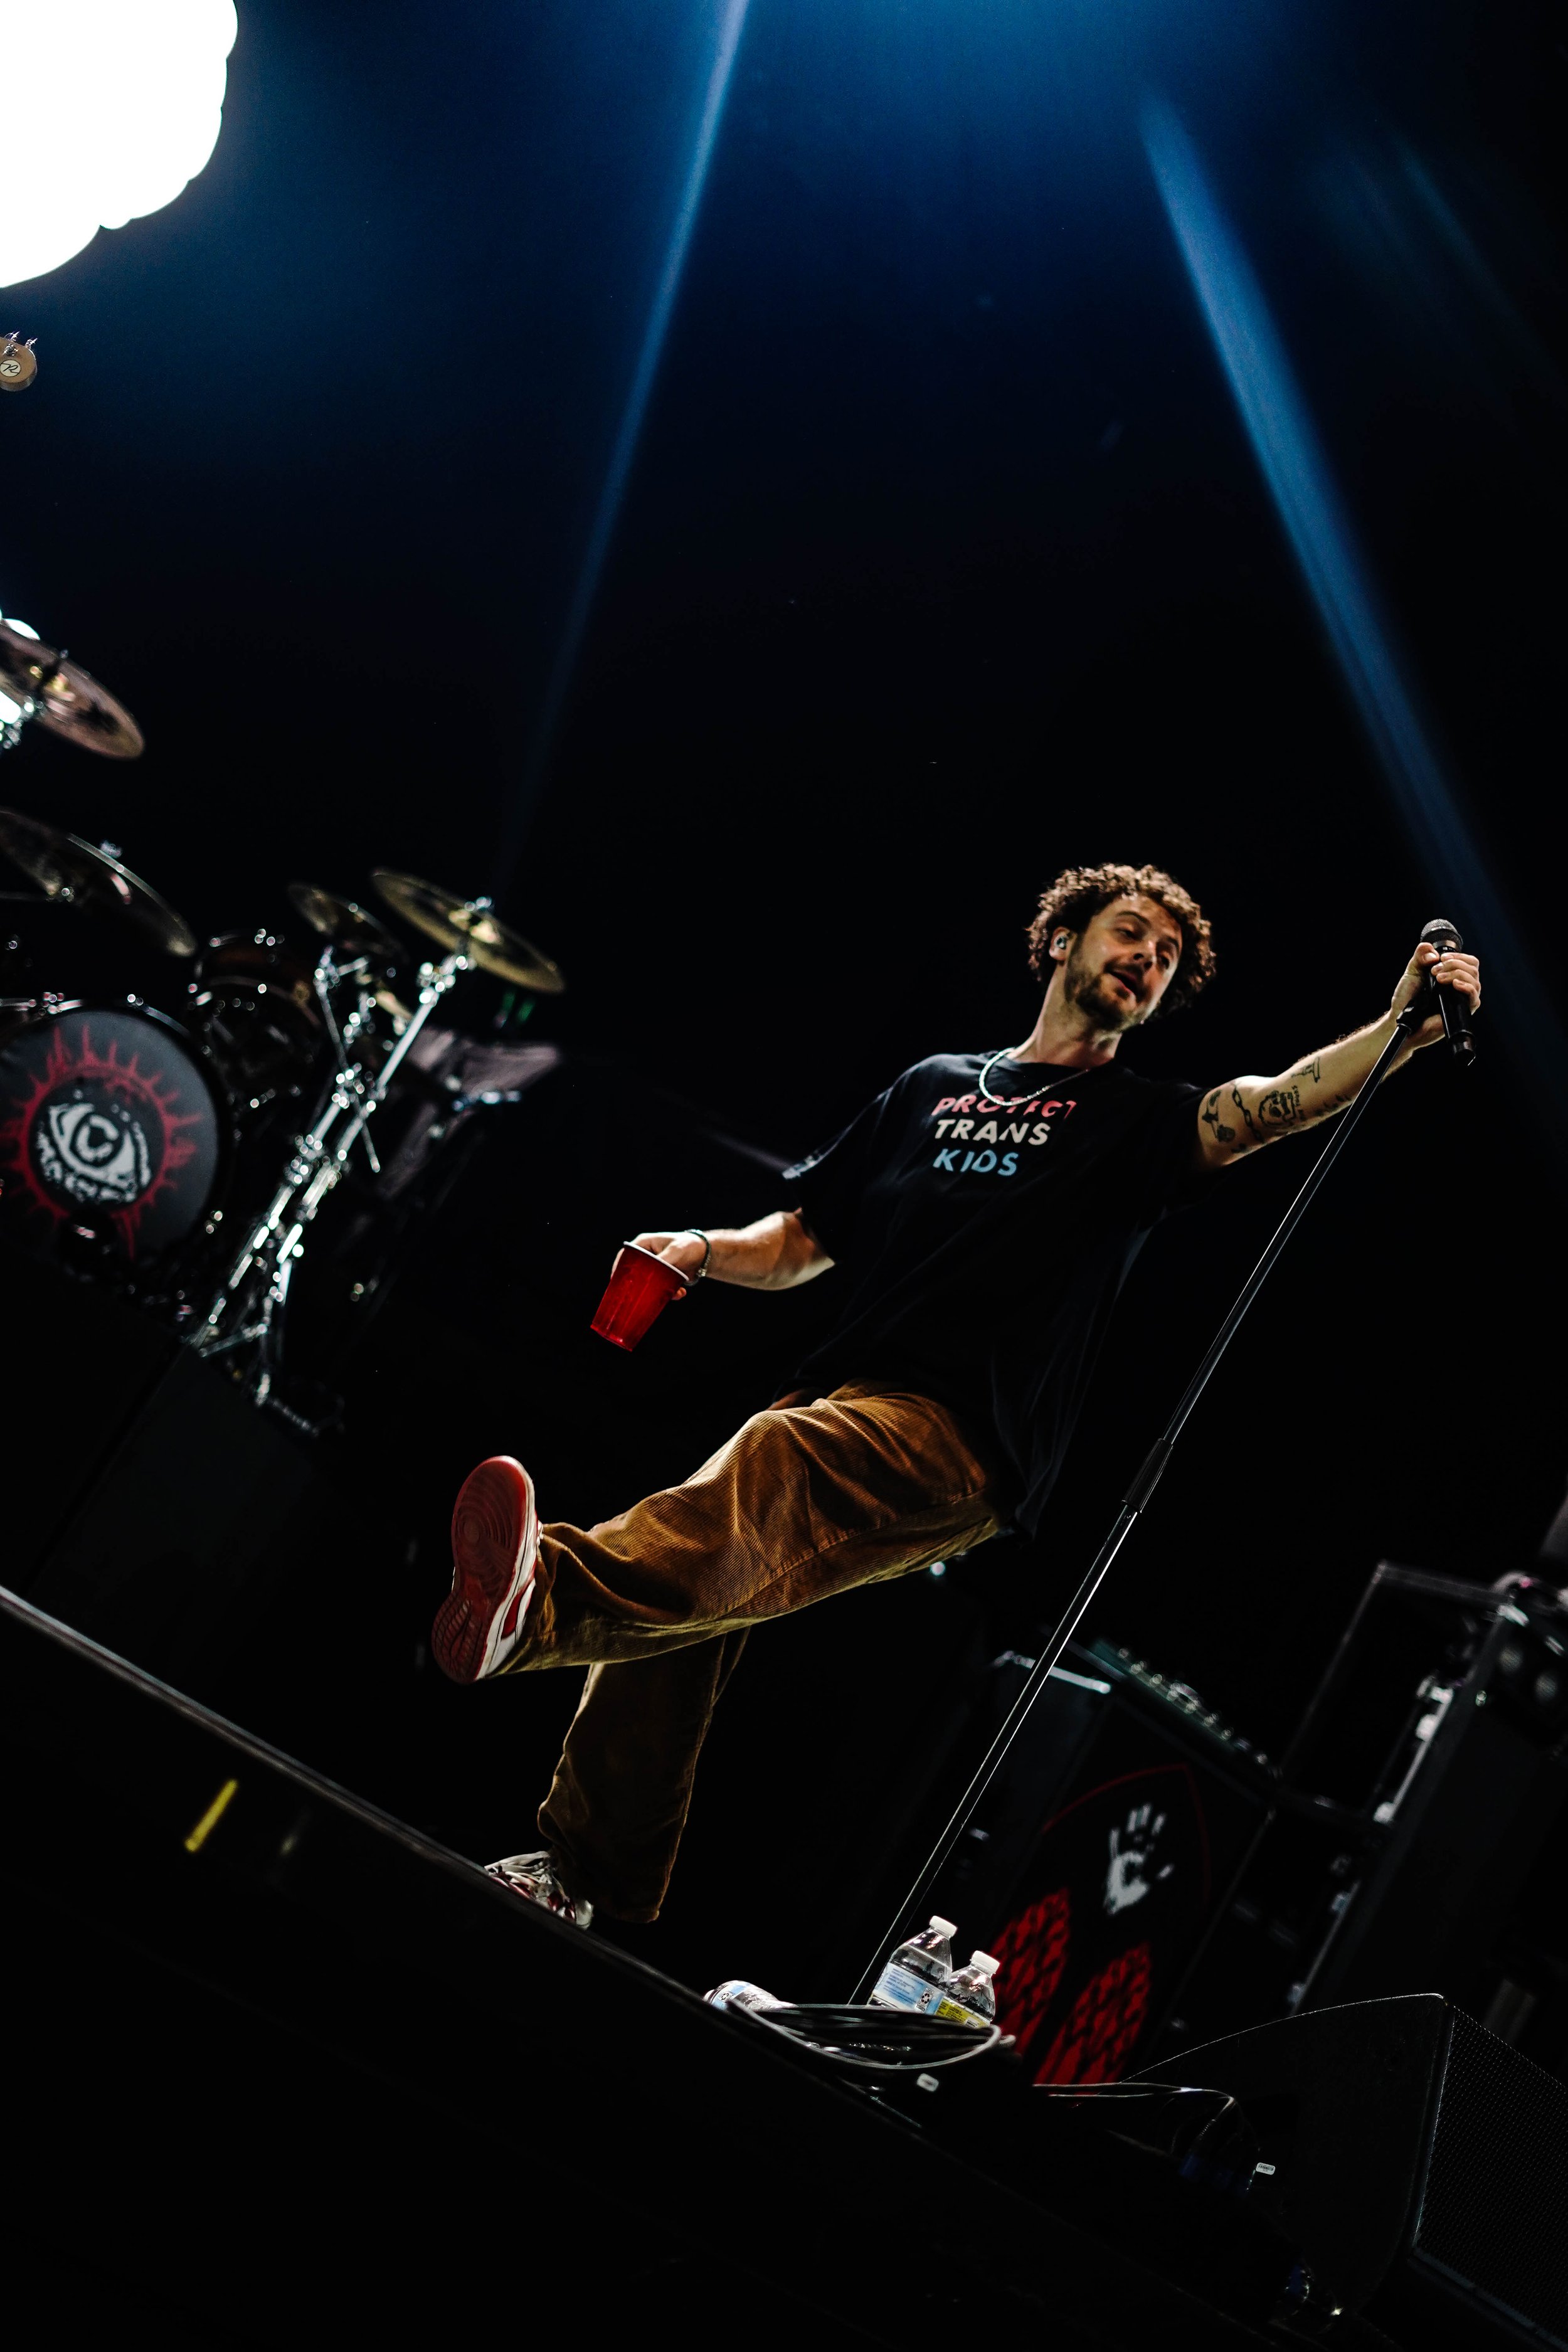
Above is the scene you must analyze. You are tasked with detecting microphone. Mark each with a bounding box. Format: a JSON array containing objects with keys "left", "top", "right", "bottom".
[{"left": 1419, "top": 916, "right": 1477, "bottom": 1066}]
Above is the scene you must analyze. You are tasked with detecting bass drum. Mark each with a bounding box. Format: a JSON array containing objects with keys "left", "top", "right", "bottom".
[{"left": 0, "top": 1001, "right": 225, "bottom": 1268}]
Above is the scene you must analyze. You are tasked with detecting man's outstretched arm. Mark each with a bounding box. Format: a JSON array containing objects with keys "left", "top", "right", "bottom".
[
  {"left": 629, "top": 1209, "right": 832, "bottom": 1290},
  {"left": 1195, "top": 938, "right": 1482, "bottom": 1173}
]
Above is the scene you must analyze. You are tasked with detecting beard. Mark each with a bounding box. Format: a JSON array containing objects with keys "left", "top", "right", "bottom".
[{"left": 1065, "top": 941, "right": 1146, "bottom": 1030}]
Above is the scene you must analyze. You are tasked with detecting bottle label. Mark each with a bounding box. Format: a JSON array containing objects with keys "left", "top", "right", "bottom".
[
  {"left": 868, "top": 1962, "right": 942, "bottom": 2015},
  {"left": 709, "top": 1981, "right": 782, "bottom": 2014},
  {"left": 931, "top": 1994, "right": 990, "bottom": 2028}
]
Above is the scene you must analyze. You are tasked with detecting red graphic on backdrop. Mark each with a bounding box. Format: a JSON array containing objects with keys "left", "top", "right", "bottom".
[
  {"left": 992, "top": 1887, "right": 1073, "bottom": 2063},
  {"left": 0, "top": 1018, "right": 204, "bottom": 1256},
  {"left": 1032, "top": 1942, "right": 1153, "bottom": 2085}
]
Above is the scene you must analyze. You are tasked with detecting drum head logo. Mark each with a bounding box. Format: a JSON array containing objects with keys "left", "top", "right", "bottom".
[
  {"left": 0, "top": 1010, "right": 218, "bottom": 1259},
  {"left": 38, "top": 1089, "right": 155, "bottom": 1207}
]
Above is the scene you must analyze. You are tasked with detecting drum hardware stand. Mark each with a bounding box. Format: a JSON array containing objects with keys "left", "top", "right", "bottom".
[
  {"left": 851, "top": 977, "right": 1462, "bottom": 2000},
  {"left": 310, "top": 948, "right": 383, "bottom": 1175},
  {"left": 192, "top": 945, "right": 472, "bottom": 1407}
]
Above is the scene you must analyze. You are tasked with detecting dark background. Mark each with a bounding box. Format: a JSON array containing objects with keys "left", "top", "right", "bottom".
[{"left": 3, "top": 0, "right": 1565, "bottom": 1996}]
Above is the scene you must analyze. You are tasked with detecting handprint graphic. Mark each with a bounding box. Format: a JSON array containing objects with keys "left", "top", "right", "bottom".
[{"left": 1103, "top": 1802, "right": 1173, "bottom": 1916}]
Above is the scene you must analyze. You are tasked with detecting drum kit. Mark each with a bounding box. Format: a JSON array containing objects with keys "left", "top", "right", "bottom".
[{"left": 0, "top": 619, "right": 565, "bottom": 1429}]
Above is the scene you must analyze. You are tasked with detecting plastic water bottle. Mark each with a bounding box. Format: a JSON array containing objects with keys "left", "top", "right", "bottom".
[
  {"left": 934, "top": 1949, "right": 1000, "bottom": 2028},
  {"left": 705, "top": 1979, "right": 785, "bottom": 2015},
  {"left": 867, "top": 1915, "right": 958, "bottom": 2015}
]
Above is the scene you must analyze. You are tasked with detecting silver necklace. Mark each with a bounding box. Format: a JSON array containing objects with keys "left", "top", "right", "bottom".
[{"left": 974, "top": 1044, "right": 1071, "bottom": 1103}]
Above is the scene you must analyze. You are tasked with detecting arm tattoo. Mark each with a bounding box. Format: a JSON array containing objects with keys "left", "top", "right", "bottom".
[
  {"left": 1233, "top": 1086, "right": 1262, "bottom": 1148},
  {"left": 1215, "top": 1047, "right": 1366, "bottom": 1160},
  {"left": 1258, "top": 1083, "right": 1302, "bottom": 1128}
]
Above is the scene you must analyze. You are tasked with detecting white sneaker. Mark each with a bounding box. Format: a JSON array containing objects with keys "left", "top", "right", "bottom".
[
  {"left": 486, "top": 1850, "right": 593, "bottom": 1930},
  {"left": 433, "top": 1456, "right": 539, "bottom": 1683}
]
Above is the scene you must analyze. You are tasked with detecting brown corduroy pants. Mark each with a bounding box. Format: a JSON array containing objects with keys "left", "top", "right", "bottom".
[{"left": 499, "top": 1382, "right": 1002, "bottom": 1920}]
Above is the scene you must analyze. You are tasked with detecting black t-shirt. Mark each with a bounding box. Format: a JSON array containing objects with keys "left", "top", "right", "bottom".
[{"left": 783, "top": 1052, "right": 1202, "bottom": 1535}]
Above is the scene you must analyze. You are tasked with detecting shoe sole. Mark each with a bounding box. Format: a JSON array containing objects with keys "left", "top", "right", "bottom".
[{"left": 433, "top": 1456, "right": 538, "bottom": 1683}]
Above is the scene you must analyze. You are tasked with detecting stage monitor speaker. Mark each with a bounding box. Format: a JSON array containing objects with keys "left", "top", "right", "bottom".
[
  {"left": 912, "top": 1638, "right": 1276, "bottom": 2085},
  {"left": 1149, "top": 1993, "right": 1568, "bottom": 2349},
  {"left": 1164, "top": 1565, "right": 1568, "bottom": 2055}
]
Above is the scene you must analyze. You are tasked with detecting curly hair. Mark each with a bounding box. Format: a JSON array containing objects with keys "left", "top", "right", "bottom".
[{"left": 1025, "top": 862, "right": 1216, "bottom": 1019}]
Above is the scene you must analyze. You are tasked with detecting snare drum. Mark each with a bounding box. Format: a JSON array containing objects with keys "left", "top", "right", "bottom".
[{"left": 0, "top": 1001, "right": 225, "bottom": 1264}]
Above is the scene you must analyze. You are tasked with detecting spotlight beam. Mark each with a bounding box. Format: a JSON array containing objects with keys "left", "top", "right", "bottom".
[
  {"left": 494, "top": 0, "right": 753, "bottom": 896},
  {"left": 1143, "top": 97, "right": 1568, "bottom": 1153}
]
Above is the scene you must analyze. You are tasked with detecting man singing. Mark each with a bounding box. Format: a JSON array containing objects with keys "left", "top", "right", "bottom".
[{"left": 432, "top": 862, "right": 1481, "bottom": 1927}]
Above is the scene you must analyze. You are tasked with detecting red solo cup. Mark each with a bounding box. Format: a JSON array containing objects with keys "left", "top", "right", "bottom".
[{"left": 590, "top": 1243, "right": 691, "bottom": 1351}]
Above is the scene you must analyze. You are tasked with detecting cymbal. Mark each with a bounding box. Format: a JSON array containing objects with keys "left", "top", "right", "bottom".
[
  {"left": 0, "top": 620, "right": 143, "bottom": 758},
  {"left": 287, "top": 882, "right": 404, "bottom": 966},
  {"left": 0, "top": 808, "right": 197, "bottom": 955},
  {"left": 370, "top": 870, "right": 565, "bottom": 993}
]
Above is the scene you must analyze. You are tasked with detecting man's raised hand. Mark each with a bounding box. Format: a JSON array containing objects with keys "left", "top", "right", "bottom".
[
  {"left": 1390, "top": 939, "right": 1481, "bottom": 1050},
  {"left": 1195, "top": 934, "right": 1485, "bottom": 1172}
]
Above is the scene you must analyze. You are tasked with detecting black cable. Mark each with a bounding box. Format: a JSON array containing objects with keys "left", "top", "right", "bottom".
[{"left": 736, "top": 2002, "right": 1000, "bottom": 2072}]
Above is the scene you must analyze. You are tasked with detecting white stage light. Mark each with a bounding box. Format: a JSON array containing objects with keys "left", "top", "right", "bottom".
[{"left": 0, "top": 1, "right": 238, "bottom": 290}]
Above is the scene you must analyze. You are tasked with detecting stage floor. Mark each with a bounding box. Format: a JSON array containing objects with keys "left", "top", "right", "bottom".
[{"left": 1, "top": 1582, "right": 1295, "bottom": 2347}]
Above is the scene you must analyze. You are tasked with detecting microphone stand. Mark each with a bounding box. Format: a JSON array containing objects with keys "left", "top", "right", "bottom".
[{"left": 849, "top": 998, "right": 1431, "bottom": 2003}]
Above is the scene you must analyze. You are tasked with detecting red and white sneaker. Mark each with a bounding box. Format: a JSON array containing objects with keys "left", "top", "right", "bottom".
[
  {"left": 485, "top": 1850, "right": 593, "bottom": 1931},
  {"left": 432, "top": 1455, "right": 540, "bottom": 1683}
]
